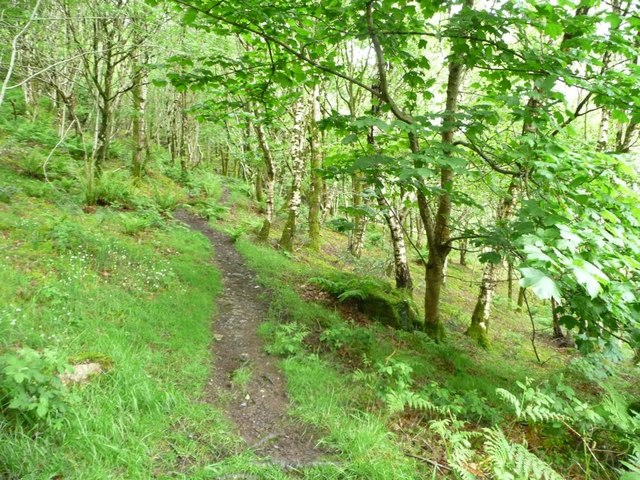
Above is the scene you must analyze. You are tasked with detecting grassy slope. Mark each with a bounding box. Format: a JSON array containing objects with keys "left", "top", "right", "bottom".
[{"left": 0, "top": 163, "right": 243, "bottom": 478}]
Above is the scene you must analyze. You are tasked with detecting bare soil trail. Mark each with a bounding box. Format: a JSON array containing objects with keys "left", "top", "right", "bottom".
[{"left": 173, "top": 210, "right": 324, "bottom": 467}]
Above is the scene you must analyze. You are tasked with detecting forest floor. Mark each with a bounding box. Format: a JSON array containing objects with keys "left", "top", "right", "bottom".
[
  {"left": 174, "top": 208, "right": 325, "bottom": 467},
  {"left": 1, "top": 126, "right": 639, "bottom": 478}
]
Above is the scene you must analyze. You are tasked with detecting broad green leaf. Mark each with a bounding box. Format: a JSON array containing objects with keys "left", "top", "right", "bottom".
[
  {"left": 558, "top": 225, "right": 582, "bottom": 252},
  {"left": 544, "top": 22, "right": 563, "bottom": 38},
  {"left": 341, "top": 134, "right": 358, "bottom": 145},
  {"left": 523, "top": 244, "right": 554, "bottom": 264},
  {"left": 183, "top": 8, "right": 198, "bottom": 25},
  {"left": 573, "top": 266, "right": 601, "bottom": 298},
  {"left": 479, "top": 251, "right": 501, "bottom": 264},
  {"left": 611, "top": 110, "right": 629, "bottom": 123},
  {"left": 519, "top": 268, "right": 561, "bottom": 301}
]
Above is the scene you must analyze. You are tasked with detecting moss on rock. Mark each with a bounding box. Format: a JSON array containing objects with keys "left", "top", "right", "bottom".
[{"left": 311, "top": 275, "right": 421, "bottom": 331}]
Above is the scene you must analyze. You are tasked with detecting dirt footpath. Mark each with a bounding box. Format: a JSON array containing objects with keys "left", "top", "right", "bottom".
[{"left": 174, "top": 210, "right": 323, "bottom": 467}]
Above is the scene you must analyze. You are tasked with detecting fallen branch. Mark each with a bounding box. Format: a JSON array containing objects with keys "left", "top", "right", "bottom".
[{"left": 405, "top": 453, "right": 452, "bottom": 471}]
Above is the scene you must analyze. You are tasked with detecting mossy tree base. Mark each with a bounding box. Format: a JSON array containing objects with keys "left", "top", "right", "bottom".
[
  {"left": 279, "top": 215, "right": 296, "bottom": 251},
  {"left": 359, "top": 291, "right": 420, "bottom": 331},
  {"left": 258, "top": 219, "right": 271, "bottom": 242},
  {"left": 423, "top": 321, "right": 445, "bottom": 343},
  {"left": 465, "top": 322, "right": 489, "bottom": 348}
]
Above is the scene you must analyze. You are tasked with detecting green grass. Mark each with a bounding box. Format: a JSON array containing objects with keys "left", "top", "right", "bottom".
[
  {"left": 283, "top": 354, "right": 426, "bottom": 479},
  {"left": 0, "top": 164, "right": 244, "bottom": 478},
  {"left": 230, "top": 365, "right": 253, "bottom": 393}
]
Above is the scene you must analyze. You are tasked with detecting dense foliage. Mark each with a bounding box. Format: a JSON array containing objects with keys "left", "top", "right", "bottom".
[{"left": 1, "top": 0, "right": 639, "bottom": 477}]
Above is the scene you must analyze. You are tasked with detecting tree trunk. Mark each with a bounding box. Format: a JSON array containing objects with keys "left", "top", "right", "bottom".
[
  {"left": 179, "top": 92, "right": 188, "bottom": 173},
  {"left": 423, "top": 252, "right": 446, "bottom": 340},
  {"left": 254, "top": 120, "right": 276, "bottom": 241},
  {"left": 279, "top": 98, "right": 307, "bottom": 251},
  {"left": 517, "top": 287, "right": 526, "bottom": 309},
  {"left": 0, "top": 0, "right": 41, "bottom": 109},
  {"left": 415, "top": 212, "right": 423, "bottom": 249},
  {"left": 617, "top": 121, "right": 638, "bottom": 153},
  {"left": 597, "top": 109, "right": 610, "bottom": 152},
  {"left": 377, "top": 189, "right": 413, "bottom": 292},
  {"left": 459, "top": 238, "right": 468, "bottom": 265},
  {"left": 349, "top": 174, "right": 367, "bottom": 258},
  {"left": 442, "top": 256, "right": 449, "bottom": 286},
  {"left": 255, "top": 169, "right": 263, "bottom": 202},
  {"left": 417, "top": 45, "right": 465, "bottom": 340},
  {"left": 466, "top": 4, "right": 591, "bottom": 345},
  {"left": 94, "top": 98, "right": 111, "bottom": 175},
  {"left": 308, "top": 86, "right": 322, "bottom": 251},
  {"left": 131, "top": 47, "right": 148, "bottom": 179},
  {"left": 220, "top": 144, "right": 229, "bottom": 176},
  {"left": 551, "top": 298, "right": 565, "bottom": 339},
  {"left": 467, "top": 262, "right": 497, "bottom": 347},
  {"left": 365, "top": 0, "right": 471, "bottom": 340},
  {"left": 366, "top": 73, "right": 412, "bottom": 290},
  {"left": 467, "top": 177, "right": 520, "bottom": 344},
  {"left": 507, "top": 261, "right": 514, "bottom": 302}
]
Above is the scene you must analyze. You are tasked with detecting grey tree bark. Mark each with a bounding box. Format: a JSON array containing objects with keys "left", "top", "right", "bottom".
[
  {"left": 254, "top": 119, "right": 276, "bottom": 241},
  {"left": 279, "top": 98, "right": 308, "bottom": 251}
]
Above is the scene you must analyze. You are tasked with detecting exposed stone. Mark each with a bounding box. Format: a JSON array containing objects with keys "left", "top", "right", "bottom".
[{"left": 60, "top": 362, "right": 103, "bottom": 384}]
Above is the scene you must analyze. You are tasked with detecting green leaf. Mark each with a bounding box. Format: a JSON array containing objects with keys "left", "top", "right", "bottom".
[
  {"left": 572, "top": 266, "right": 601, "bottom": 298},
  {"left": 558, "top": 225, "right": 581, "bottom": 252},
  {"left": 572, "top": 259, "right": 608, "bottom": 298},
  {"left": 544, "top": 22, "right": 563, "bottom": 38},
  {"left": 611, "top": 109, "right": 629, "bottom": 123},
  {"left": 519, "top": 268, "right": 561, "bottom": 301},
  {"left": 341, "top": 133, "right": 358, "bottom": 145},
  {"left": 183, "top": 8, "right": 198, "bottom": 25},
  {"left": 619, "top": 473, "right": 640, "bottom": 480},
  {"left": 479, "top": 251, "right": 502, "bottom": 265},
  {"left": 605, "top": 13, "right": 622, "bottom": 29},
  {"left": 523, "top": 244, "right": 553, "bottom": 264}
]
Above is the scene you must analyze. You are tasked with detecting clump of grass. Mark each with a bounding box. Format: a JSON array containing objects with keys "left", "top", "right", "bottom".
[
  {"left": 0, "top": 185, "right": 20, "bottom": 204},
  {"left": 16, "top": 149, "right": 75, "bottom": 181},
  {"left": 118, "top": 213, "right": 152, "bottom": 236},
  {"left": 81, "top": 169, "right": 137, "bottom": 207},
  {"left": 230, "top": 365, "right": 252, "bottom": 393}
]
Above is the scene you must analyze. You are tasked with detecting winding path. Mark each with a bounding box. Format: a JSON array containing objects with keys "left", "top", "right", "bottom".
[{"left": 174, "top": 210, "right": 323, "bottom": 466}]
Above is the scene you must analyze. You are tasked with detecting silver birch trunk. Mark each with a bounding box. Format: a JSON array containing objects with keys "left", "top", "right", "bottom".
[
  {"left": 376, "top": 189, "right": 413, "bottom": 292},
  {"left": 279, "top": 98, "right": 307, "bottom": 251},
  {"left": 254, "top": 121, "right": 276, "bottom": 241},
  {"left": 597, "top": 109, "right": 610, "bottom": 152},
  {"left": 467, "top": 180, "right": 519, "bottom": 346}
]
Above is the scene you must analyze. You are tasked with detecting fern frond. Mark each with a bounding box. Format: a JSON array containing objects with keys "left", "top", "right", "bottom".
[
  {"left": 430, "top": 419, "right": 482, "bottom": 480},
  {"left": 620, "top": 450, "right": 640, "bottom": 476},
  {"left": 496, "top": 388, "right": 522, "bottom": 417},
  {"left": 521, "top": 404, "right": 567, "bottom": 423},
  {"left": 384, "top": 390, "right": 449, "bottom": 415},
  {"left": 337, "top": 289, "right": 366, "bottom": 301},
  {"left": 308, "top": 277, "right": 342, "bottom": 295},
  {"left": 497, "top": 388, "right": 567, "bottom": 424},
  {"left": 483, "top": 428, "right": 565, "bottom": 480}
]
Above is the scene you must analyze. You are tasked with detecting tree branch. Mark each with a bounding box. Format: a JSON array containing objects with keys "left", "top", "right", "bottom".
[
  {"left": 0, "top": 0, "right": 42, "bottom": 107},
  {"left": 171, "top": 0, "right": 380, "bottom": 99},
  {"left": 453, "top": 140, "right": 520, "bottom": 176}
]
